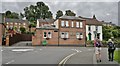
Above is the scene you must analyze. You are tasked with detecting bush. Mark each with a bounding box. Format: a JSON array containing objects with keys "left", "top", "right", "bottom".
[
  {"left": 101, "top": 40, "right": 107, "bottom": 47},
  {"left": 20, "top": 27, "right": 26, "bottom": 33},
  {"left": 86, "top": 40, "right": 94, "bottom": 46}
]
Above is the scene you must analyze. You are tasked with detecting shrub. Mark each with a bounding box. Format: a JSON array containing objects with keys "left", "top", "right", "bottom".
[{"left": 86, "top": 40, "right": 94, "bottom": 46}]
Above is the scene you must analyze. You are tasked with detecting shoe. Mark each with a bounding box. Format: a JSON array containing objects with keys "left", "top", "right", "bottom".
[{"left": 100, "top": 60, "right": 101, "bottom": 62}]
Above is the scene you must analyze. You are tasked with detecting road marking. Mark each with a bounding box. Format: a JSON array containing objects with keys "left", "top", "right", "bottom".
[
  {"left": 58, "top": 49, "right": 82, "bottom": 66},
  {"left": 12, "top": 49, "right": 34, "bottom": 52},
  {"left": 59, "top": 53, "right": 76, "bottom": 65},
  {"left": 40, "top": 49, "right": 42, "bottom": 50},
  {"left": 71, "top": 49, "right": 82, "bottom": 53},
  {"left": 1, "top": 50, "right": 3, "bottom": 52},
  {"left": 5, "top": 60, "right": 14, "bottom": 64}
]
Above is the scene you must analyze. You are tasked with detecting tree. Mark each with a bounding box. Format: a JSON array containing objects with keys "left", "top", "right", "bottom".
[
  {"left": 5, "top": 11, "right": 19, "bottom": 19},
  {"left": 65, "top": 10, "right": 76, "bottom": 16},
  {"left": 56, "top": 10, "right": 63, "bottom": 19},
  {"left": 20, "top": 27, "right": 26, "bottom": 33},
  {"left": 22, "top": 2, "right": 53, "bottom": 22}
]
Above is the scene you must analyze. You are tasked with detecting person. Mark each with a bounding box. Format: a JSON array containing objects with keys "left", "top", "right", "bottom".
[
  {"left": 107, "top": 39, "right": 116, "bottom": 61},
  {"left": 94, "top": 39, "right": 102, "bottom": 62}
]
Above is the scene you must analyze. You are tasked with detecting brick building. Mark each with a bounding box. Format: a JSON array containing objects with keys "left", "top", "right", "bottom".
[
  {"left": 32, "top": 16, "right": 86, "bottom": 46},
  {"left": 5, "top": 18, "right": 29, "bottom": 33},
  {"left": 0, "top": 13, "right": 5, "bottom": 45}
]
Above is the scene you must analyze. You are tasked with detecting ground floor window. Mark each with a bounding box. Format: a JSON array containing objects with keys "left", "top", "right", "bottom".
[
  {"left": 44, "top": 32, "right": 47, "bottom": 38},
  {"left": 48, "top": 32, "right": 52, "bottom": 38},
  {"left": 61, "top": 32, "right": 69, "bottom": 38},
  {"left": 76, "top": 32, "right": 83, "bottom": 39}
]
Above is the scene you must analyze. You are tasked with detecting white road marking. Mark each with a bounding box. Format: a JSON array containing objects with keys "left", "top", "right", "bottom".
[
  {"left": 58, "top": 49, "right": 82, "bottom": 65},
  {"left": 5, "top": 60, "right": 14, "bottom": 64},
  {"left": 12, "top": 49, "right": 34, "bottom": 52},
  {"left": 40, "top": 49, "right": 42, "bottom": 50},
  {"left": 1, "top": 50, "right": 3, "bottom": 52}
]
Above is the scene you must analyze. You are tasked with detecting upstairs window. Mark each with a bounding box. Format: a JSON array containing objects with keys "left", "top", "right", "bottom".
[
  {"left": 66, "top": 21, "right": 69, "bottom": 27},
  {"left": 96, "top": 26, "right": 98, "bottom": 31},
  {"left": 88, "top": 26, "right": 91, "bottom": 31},
  {"left": 76, "top": 22, "right": 79, "bottom": 28},
  {"left": 80, "top": 22, "right": 83, "bottom": 28},
  {"left": 71, "top": 21, "right": 74, "bottom": 27},
  {"left": 61, "top": 21, "right": 65, "bottom": 27}
]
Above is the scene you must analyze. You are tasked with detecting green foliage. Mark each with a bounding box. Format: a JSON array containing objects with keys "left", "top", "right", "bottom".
[
  {"left": 56, "top": 10, "right": 63, "bottom": 19},
  {"left": 23, "top": 2, "right": 53, "bottom": 21},
  {"left": 5, "top": 11, "right": 19, "bottom": 19},
  {"left": 103, "top": 25, "right": 120, "bottom": 40},
  {"left": 114, "top": 50, "right": 120, "bottom": 63},
  {"left": 65, "top": 10, "right": 76, "bottom": 16},
  {"left": 42, "top": 39, "right": 47, "bottom": 46},
  {"left": 86, "top": 40, "right": 94, "bottom": 46},
  {"left": 20, "top": 27, "right": 26, "bottom": 33}
]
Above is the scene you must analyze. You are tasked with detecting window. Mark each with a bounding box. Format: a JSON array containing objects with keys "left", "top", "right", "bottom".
[
  {"left": 71, "top": 21, "right": 74, "bottom": 27},
  {"left": 23, "top": 23, "right": 26, "bottom": 25},
  {"left": 66, "top": 21, "right": 69, "bottom": 27},
  {"left": 48, "top": 32, "right": 52, "bottom": 38},
  {"left": 96, "top": 26, "right": 98, "bottom": 31},
  {"left": 88, "top": 26, "right": 91, "bottom": 31},
  {"left": 76, "top": 22, "right": 79, "bottom": 28},
  {"left": 44, "top": 32, "right": 47, "bottom": 38},
  {"left": 76, "top": 32, "right": 83, "bottom": 38},
  {"left": 76, "top": 32, "right": 80, "bottom": 38},
  {"left": 19, "top": 23, "right": 21, "bottom": 25},
  {"left": 61, "top": 21, "right": 64, "bottom": 27},
  {"left": 15, "top": 23, "right": 17, "bottom": 25},
  {"left": 80, "top": 33, "right": 83, "bottom": 38},
  {"left": 61, "top": 32, "right": 64, "bottom": 38},
  {"left": 61, "top": 32, "right": 69, "bottom": 38},
  {"left": 80, "top": 22, "right": 83, "bottom": 28}
]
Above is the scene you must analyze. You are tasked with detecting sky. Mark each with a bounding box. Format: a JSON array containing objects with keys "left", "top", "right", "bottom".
[{"left": 0, "top": 0, "right": 120, "bottom": 25}]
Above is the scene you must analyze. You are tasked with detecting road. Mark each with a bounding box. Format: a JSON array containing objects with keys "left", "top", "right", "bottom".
[
  {"left": 2, "top": 46, "right": 94, "bottom": 65},
  {"left": 1, "top": 46, "right": 119, "bottom": 66}
]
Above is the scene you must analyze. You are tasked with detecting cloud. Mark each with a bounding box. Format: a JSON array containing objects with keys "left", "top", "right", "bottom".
[{"left": 1, "top": 1, "right": 119, "bottom": 25}]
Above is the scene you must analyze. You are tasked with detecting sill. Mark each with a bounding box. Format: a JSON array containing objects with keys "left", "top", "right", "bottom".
[{"left": 78, "top": 38, "right": 82, "bottom": 40}]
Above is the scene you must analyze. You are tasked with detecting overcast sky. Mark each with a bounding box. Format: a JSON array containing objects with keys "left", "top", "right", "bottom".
[{"left": 0, "top": 0, "right": 119, "bottom": 25}]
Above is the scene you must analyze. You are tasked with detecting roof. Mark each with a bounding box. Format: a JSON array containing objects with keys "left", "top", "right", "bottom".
[
  {"left": 0, "top": 13, "right": 4, "bottom": 23},
  {"left": 101, "top": 21, "right": 116, "bottom": 26},
  {"left": 5, "top": 18, "right": 29, "bottom": 23},
  {"left": 38, "top": 18, "right": 55, "bottom": 23},
  {"left": 59, "top": 15, "right": 85, "bottom": 21},
  {"left": 79, "top": 16, "right": 103, "bottom": 25}
]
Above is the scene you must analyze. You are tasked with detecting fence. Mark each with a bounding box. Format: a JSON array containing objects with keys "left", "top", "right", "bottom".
[{"left": 9, "top": 34, "right": 32, "bottom": 46}]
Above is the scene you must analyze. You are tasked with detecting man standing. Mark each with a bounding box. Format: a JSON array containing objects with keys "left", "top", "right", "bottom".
[{"left": 107, "top": 39, "right": 116, "bottom": 61}]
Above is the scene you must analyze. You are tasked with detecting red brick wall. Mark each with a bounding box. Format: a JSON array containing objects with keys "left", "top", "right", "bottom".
[{"left": 58, "top": 19, "right": 86, "bottom": 45}]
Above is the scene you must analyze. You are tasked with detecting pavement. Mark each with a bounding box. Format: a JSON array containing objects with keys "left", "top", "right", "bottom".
[{"left": 1, "top": 46, "right": 119, "bottom": 66}]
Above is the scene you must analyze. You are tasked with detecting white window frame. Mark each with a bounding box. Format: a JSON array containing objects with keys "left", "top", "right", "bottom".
[
  {"left": 23, "top": 23, "right": 26, "bottom": 25},
  {"left": 48, "top": 32, "right": 52, "bottom": 38},
  {"left": 43, "top": 32, "right": 47, "bottom": 38},
  {"left": 76, "top": 22, "right": 79, "bottom": 28},
  {"left": 80, "top": 33, "right": 83, "bottom": 38},
  {"left": 66, "top": 21, "right": 69, "bottom": 27},
  {"left": 61, "top": 32, "right": 69, "bottom": 38},
  {"left": 76, "top": 32, "right": 80, "bottom": 38},
  {"left": 80, "top": 22, "right": 83, "bottom": 28},
  {"left": 71, "top": 21, "right": 74, "bottom": 27},
  {"left": 61, "top": 21, "right": 65, "bottom": 27},
  {"left": 61, "top": 32, "right": 65, "bottom": 38}
]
